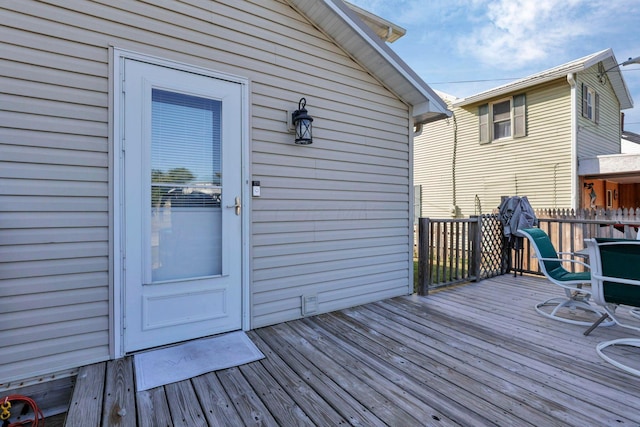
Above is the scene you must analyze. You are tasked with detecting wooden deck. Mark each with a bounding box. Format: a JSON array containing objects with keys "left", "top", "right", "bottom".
[{"left": 63, "top": 274, "right": 640, "bottom": 426}]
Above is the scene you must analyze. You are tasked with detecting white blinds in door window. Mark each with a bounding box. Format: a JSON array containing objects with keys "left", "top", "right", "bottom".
[{"left": 151, "top": 89, "right": 223, "bottom": 282}]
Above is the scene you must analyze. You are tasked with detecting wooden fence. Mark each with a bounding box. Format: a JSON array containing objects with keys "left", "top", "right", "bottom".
[
  {"left": 417, "top": 207, "right": 640, "bottom": 295},
  {"left": 519, "top": 207, "right": 640, "bottom": 274}
]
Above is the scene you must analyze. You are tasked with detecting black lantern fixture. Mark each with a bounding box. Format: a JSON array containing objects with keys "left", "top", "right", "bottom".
[{"left": 292, "top": 97, "right": 313, "bottom": 145}]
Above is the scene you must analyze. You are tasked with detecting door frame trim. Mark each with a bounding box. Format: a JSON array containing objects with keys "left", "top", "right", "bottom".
[{"left": 111, "top": 48, "right": 251, "bottom": 358}]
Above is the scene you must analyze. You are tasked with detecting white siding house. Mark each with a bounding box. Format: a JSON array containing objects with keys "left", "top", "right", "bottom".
[{"left": 0, "top": 0, "right": 449, "bottom": 385}]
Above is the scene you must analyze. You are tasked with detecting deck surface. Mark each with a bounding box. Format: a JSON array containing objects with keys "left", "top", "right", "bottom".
[{"left": 64, "top": 274, "right": 640, "bottom": 426}]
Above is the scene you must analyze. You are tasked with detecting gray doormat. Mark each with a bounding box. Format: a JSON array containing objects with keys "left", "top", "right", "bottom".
[{"left": 133, "top": 331, "right": 264, "bottom": 391}]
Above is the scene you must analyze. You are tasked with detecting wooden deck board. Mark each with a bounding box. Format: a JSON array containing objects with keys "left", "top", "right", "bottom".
[
  {"left": 300, "top": 311, "right": 499, "bottom": 426},
  {"left": 281, "top": 320, "right": 438, "bottom": 426},
  {"left": 247, "top": 331, "right": 349, "bottom": 426},
  {"left": 64, "top": 362, "right": 106, "bottom": 427},
  {"left": 63, "top": 275, "right": 640, "bottom": 426},
  {"left": 101, "top": 357, "right": 136, "bottom": 427},
  {"left": 164, "top": 380, "right": 208, "bottom": 427},
  {"left": 135, "top": 386, "right": 172, "bottom": 427},
  {"left": 376, "top": 297, "right": 640, "bottom": 419},
  {"left": 345, "top": 304, "right": 571, "bottom": 426},
  {"left": 253, "top": 323, "right": 389, "bottom": 427},
  {"left": 191, "top": 372, "right": 245, "bottom": 426},
  {"left": 216, "top": 366, "right": 279, "bottom": 426},
  {"left": 369, "top": 298, "right": 635, "bottom": 426},
  {"left": 239, "top": 362, "right": 315, "bottom": 426}
]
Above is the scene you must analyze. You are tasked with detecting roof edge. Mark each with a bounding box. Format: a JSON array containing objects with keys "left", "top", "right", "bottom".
[
  {"left": 343, "top": 0, "right": 406, "bottom": 43},
  {"left": 286, "top": 0, "right": 451, "bottom": 123},
  {"left": 452, "top": 48, "right": 633, "bottom": 109}
]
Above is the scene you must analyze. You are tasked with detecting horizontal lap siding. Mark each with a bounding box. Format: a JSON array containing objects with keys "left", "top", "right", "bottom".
[
  {"left": 414, "top": 103, "right": 455, "bottom": 218},
  {"left": 250, "top": 22, "right": 411, "bottom": 326},
  {"left": 458, "top": 81, "right": 572, "bottom": 212},
  {"left": 1, "top": 0, "right": 411, "bottom": 381},
  {"left": 0, "top": 0, "right": 111, "bottom": 382},
  {"left": 576, "top": 66, "right": 621, "bottom": 158},
  {"left": 417, "top": 81, "right": 573, "bottom": 218}
]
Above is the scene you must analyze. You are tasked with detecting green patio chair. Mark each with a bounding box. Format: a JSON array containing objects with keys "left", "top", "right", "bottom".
[
  {"left": 584, "top": 238, "right": 640, "bottom": 376},
  {"left": 517, "top": 228, "right": 611, "bottom": 326},
  {"left": 630, "top": 231, "right": 640, "bottom": 320}
]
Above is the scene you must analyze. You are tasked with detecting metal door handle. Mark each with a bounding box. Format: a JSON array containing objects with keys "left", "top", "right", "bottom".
[{"left": 226, "top": 196, "right": 241, "bottom": 215}]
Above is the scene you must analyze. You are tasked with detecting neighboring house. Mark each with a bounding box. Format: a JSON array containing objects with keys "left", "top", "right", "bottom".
[
  {"left": 414, "top": 49, "right": 636, "bottom": 219},
  {"left": 579, "top": 126, "right": 640, "bottom": 207},
  {"left": 621, "top": 129, "right": 640, "bottom": 153},
  {"left": 0, "top": 0, "right": 449, "bottom": 386}
]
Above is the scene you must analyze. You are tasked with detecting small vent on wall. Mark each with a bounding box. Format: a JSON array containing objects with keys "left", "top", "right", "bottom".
[{"left": 301, "top": 295, "right": 318, "bottom": 316}]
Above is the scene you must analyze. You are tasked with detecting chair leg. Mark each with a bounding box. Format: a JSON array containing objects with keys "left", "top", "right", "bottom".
[
  {"left": 583, "top": 313, "right": 611, "bottom": 336},
  {"left": 596, "top": 338, "right": 640, "bottom": 376},
  {"left": 535, "top": 297, "right": 615, "bottom": 327}
]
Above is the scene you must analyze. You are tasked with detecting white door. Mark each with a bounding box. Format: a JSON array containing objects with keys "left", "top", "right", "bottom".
[{"left": 122, "top": 59, "right": 243, "bottom": 352}]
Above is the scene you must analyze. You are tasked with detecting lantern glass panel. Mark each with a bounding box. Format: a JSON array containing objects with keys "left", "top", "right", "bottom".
[{"left": 296, "top": 119, "right": 312, "bottom": 144}]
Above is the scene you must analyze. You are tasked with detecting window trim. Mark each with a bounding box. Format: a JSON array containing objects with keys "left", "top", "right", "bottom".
[
  {"left": 492, "top": 98, "right": 512, "bottom": 141},
  {"left": 479, "top": 94, "right": 526, "bottom": 143},
  {"left": 582, "top": 83, "right": 600, "bottom": 124}
]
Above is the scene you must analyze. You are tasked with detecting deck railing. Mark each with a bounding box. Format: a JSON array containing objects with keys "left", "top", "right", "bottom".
[
  {"left": 417, "top": 207, "right": 640, "bottom": 295},
  {"left": 518, "top": 208, "right": 640, "bottom": 274},
  {"left": 417, "top": 214, "right": 508, "bottom": 295}
]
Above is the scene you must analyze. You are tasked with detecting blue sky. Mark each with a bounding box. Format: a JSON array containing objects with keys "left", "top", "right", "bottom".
[{"left": 349, "top": 0, "right": 640, "bottom": 134}]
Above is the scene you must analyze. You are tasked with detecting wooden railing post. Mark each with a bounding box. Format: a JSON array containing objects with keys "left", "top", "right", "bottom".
[
  {"left": 469, "top": 215, "right": 482, "bottom": 281},
  {"left": 418, "top": 217, "right": 430, "bottom": 295}
]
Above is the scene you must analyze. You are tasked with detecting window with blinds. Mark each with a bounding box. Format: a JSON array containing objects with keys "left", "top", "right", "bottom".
[{"left": 151, "top": 89, "right": 223, "bottom": 282}]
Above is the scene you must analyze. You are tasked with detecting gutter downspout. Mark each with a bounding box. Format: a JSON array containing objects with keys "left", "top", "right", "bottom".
[
  {"left": 567, "top": 73, "right": 578, "bottom": 209},
  {"left": 408, "top": 108, "right": 416, "bottom": 295}
]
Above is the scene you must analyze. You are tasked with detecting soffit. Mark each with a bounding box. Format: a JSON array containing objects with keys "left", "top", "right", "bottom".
[
  {"left": 343, "top": 1, "right": 406, "bottom": 43},
  {"left": 286, "top": 0, "right": 451, "bottom": 124}
]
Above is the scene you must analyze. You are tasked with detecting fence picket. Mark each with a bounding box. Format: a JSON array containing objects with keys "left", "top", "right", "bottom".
[{"left": 418, "top": 207, "right": 640, "bottom": 293}]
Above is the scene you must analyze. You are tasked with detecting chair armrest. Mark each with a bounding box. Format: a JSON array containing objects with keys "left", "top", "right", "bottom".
[
  {"left": 592, "top": 273, "right": 640, "bottom": 287},
  {"left": 533, "top": 256, "right": 591, "bottom": 269},
  {"left": 557, "top": 251, "right": 588, "bottom": 259},
  {"left": 597, "top": 241, "right": 640, "bottom": 247}
]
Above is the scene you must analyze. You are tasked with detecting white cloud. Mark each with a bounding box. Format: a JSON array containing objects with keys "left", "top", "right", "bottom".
[
  {"left": 348, "top": 0, "right": 640, "bottom": 132},
  {"left": 458, "top": 0, "right": 636, "bottom": 69}
]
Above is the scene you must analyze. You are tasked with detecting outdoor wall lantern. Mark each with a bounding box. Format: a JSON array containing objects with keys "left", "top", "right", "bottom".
[{"left": 292, "top": 97, "right": 313, "bottom": 145}]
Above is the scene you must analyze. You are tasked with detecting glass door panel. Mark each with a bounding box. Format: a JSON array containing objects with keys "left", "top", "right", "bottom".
[{"left": 150, "top": 89, "right": 222, "bottom": 282}]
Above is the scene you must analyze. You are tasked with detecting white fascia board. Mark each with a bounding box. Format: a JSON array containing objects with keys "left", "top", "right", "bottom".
[
  {"left": 579, "top": 154, "right": 640, "bottom": 175},
  {"left": 288, "top": 0, "right": 451, "bottom": 122},
  {"left": 452, "top": 48, "right": 635, "bottom": 108}
]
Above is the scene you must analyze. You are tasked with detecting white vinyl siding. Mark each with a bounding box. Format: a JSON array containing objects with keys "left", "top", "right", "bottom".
[
  {"left": 416, "top": 81, "right": 572, "bottom": 218},
  {"left": 576, "top": 65, "right": 621, "bottom": 159},
  {"left": 1, "top": 0, "right": 412, "bottom": 382},
  {"left": 1, "top": 2, "right": 110, "bottom": 381},
  {"left": 414, "top": 105, "right": 456, "bottom": 218}
]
